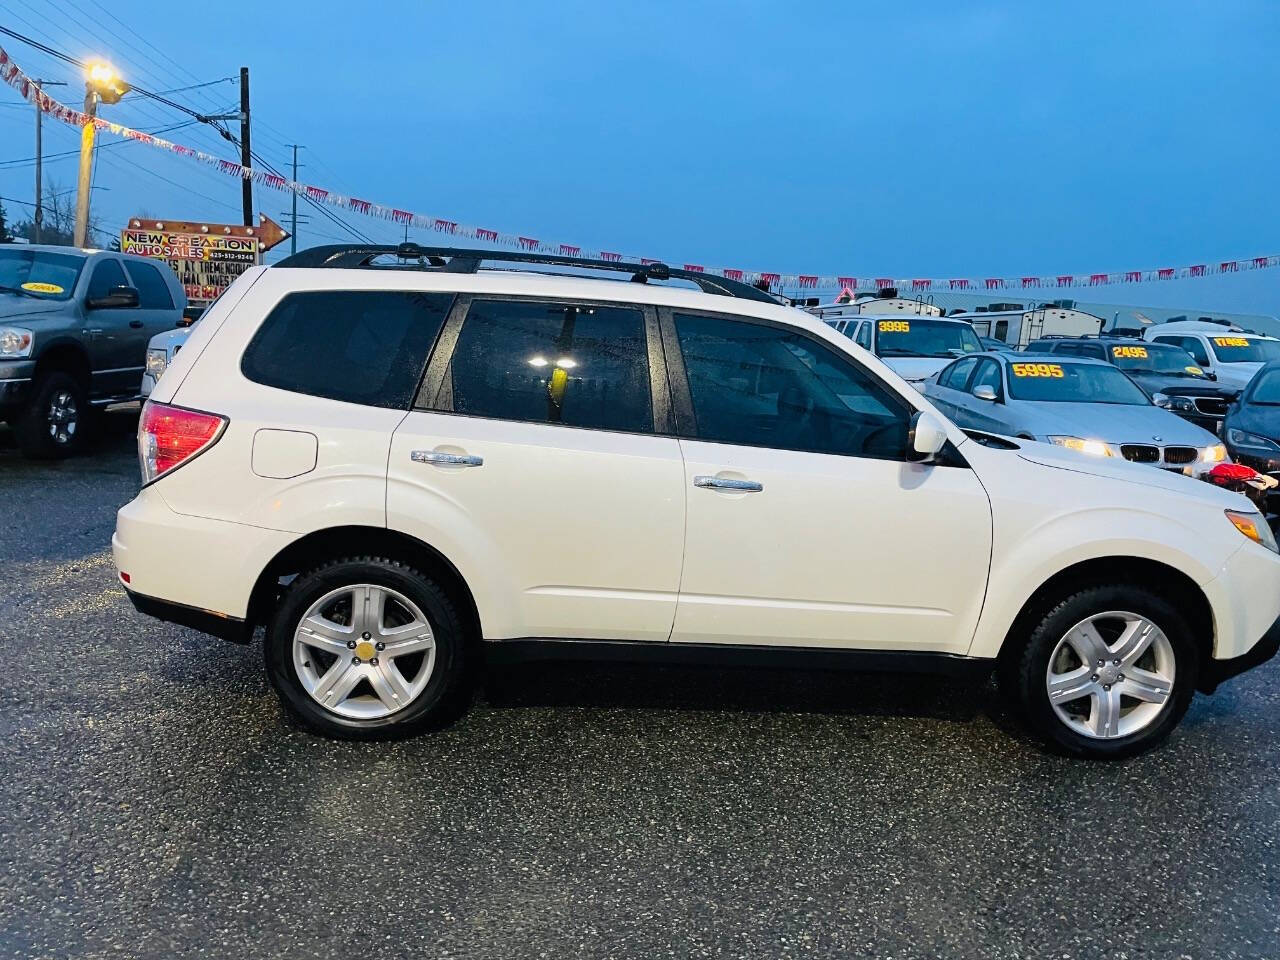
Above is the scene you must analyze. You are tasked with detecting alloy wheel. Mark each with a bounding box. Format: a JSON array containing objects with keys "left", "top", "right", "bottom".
[
  {"left": 1046, "top": 610, "right": 1175, "bottom": 739},
  {"left": 292, "top": 583, "right": 437, "bottom": 720},
  {"left": 47, "top": 391, "right": 78, "bottom": 445}
]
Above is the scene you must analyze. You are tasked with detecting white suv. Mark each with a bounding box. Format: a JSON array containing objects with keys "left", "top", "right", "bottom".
[{"left": 113, "top": 245, "right": 1280, "bottom": 758}]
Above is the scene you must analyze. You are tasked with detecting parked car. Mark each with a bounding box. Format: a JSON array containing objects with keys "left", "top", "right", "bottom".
[
  {"left": 114, "top": 244, "right": 1280, "bottom": 759},
  {"left": 142, "top": 325, "right": 192, "bottom": 398},
  {"left": 0, "top": 244, "right": 185, "bottom": 457},
  {"left": 1143, "top": 322, "right": 1280, "bottom": 391},
  {"left": 824, "top": 314, "right": 984, "bottom": 387},
  {"left": 924, "top": 353, "right": 1227, "bottom": 476},
  {"left": 1027, "top": 336, "right": 1236, "bottom": 433},
  {"left": 1223, "top": 359, "right": 1280, "bottom": 505}
]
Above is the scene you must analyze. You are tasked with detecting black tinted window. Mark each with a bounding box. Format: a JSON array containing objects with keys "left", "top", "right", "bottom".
[
  {"left": 242, "top": 291, "right": 452, "bottom": 408},
  {"left": 430, "top": 299, "right": 652, "bottom": 433},
  {"left": 674, "top": 312, "right": 910, "bottom": 459},
  {"left": 123, "top": 260, "right": 175, "bottom": 309},
  {"left": 87, "top": 259, "right": 128, "bottom": 300}
]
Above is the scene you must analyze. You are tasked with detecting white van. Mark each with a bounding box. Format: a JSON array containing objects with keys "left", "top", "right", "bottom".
[
  {"left": 1143, "top": 322, "right": 1280, "bottom": 391},
  {"left": 823, "top": 314, "right": 984, "bottom": 387}
]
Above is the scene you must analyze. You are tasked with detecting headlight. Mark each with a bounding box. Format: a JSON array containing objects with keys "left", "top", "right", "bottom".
[
  {"left": 1153, "top": 392, "right": 1197, "bottom": 412},
  {"left": 1226, "top": 509, "right": 1279, "bottom": 553},
  {"left": 1226, "top": 427, "right": 1280, "bottom": 454},
  {"left": 1048, "top": 436, "right": 1114, "bottom": 457},
  {"left": 0, "top": 326, "right": 34, "bottom": 359},
  {"left": 1201, "top": 443, "right": 1228, "bottom": 463},
  {"left": 145, "top": 348, "right": 169, "bottom": 381}
]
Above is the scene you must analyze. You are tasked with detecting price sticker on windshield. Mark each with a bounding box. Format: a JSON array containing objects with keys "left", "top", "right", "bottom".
[
  {"left": 878, "top": 320, "right": 910, "bottom": 333},
  {"left": 1011, "top": 362, "right": 1064, "bottom": 378},
  {"left": 1111, "top": 345, "right": 1147, "bottom": 359},
  {"left": 20, "top": 282, "right": 63, "bottom": 295},
  {"left": 1186, "top": 365, "right": 1204, "bottom": 375},
  {"left": 1214, "top": 337, "right": 1249, "bottom": 347}
]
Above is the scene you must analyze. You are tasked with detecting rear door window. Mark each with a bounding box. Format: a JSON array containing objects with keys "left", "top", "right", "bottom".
[
  {"left": 241, "top": 290, "right": 453, "bottom": 408},
  {"left": 425, "top": 299, "right": 654, "bottom": 433}
]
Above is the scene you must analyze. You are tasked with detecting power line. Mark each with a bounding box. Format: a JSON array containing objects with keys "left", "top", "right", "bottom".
[{"left": 0, "top": 120, "right": 197, "bottom": 167}]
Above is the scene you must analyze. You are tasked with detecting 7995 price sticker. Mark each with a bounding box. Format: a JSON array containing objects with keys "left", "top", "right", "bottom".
[{"left": 1010, "top": 362, "right": 1064, "bottom": 378}]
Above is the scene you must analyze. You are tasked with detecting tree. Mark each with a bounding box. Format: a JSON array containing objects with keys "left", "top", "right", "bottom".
[
  {"left": 10, "top": 180, "right": 105, "bottom": 246},
  {"left": 0, "top": 200, "right": 11, "bottom": 243}
]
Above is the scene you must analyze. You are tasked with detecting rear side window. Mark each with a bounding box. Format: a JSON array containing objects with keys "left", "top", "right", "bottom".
[
  {"left": 123, "top": 260, "right": 175, "bottom": 309},
  {"left": 428, "top": 299, "right": 653, "bottom": 433},
  {"left": 242, "top": 290, "right": 452, "bottom": 408},
  {"left": 87, "top": 259, "right": 128, "bottom": 300}
]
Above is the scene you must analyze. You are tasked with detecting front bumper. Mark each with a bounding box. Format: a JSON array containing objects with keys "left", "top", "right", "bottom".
[
  {"left": 0, "top": 359, "right": 35, "bottom": 408},
  {"left": 1200, "top": 611, "right": 1280, "bottom": 692}
]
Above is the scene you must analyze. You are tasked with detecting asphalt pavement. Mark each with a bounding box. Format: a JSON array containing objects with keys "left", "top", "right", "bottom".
[{"left": 2, "top": 409, "right": 1279, "bottom": 959}]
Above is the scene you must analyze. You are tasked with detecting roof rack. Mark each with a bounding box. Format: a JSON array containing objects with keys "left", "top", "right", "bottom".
[{"left": 273, "top": 243, "right": 778, "bottom": 304}]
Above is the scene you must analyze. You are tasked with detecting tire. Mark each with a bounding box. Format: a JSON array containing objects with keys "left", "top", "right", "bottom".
[
  {"left": 13, "top": 371, "right": 89, "bottom": 459},
  {"left": 1009, "top": 584, "right": 1198, "bottom": 759},
  {"left": 264, "top": 556, "right": 474, "bottom": 740}
]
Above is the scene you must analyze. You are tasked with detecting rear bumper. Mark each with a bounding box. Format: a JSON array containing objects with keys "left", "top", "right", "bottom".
[
  {"left": 125, "top": 588, "right": 249, "bottom": 643},
  {"left": 113, "top": 486, "right": 295, "bottom": 626}
]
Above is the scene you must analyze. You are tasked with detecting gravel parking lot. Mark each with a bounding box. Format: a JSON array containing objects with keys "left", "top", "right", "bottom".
[{"left": 3, "top": 409, "right": 1280, "bottom": 959}]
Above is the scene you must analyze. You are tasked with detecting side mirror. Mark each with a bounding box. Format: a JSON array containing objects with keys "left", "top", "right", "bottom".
[
  {"left": 86, "top": 285, "right": 140, "bottom": 310},
  {"left": 973, "top": 384, "right": 998, "bottom": 402},
  {"left": 908, "top": 411, "right": 948, "bottom": 463},
  {"left": 1206, "top": 370, "right": 1218, "bottom": 381}
]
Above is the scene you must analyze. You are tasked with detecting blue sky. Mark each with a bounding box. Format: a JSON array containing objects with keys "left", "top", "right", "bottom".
[{"left": 1, "top": 0, "right": 1278, "bottom": 312}]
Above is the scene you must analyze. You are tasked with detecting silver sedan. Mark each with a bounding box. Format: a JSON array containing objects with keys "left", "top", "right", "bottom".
[{"left": 924, "top": 353, "right": 1228, "bottom": 475}]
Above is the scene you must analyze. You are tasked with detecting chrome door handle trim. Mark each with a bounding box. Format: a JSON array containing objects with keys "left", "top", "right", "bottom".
[
  {"left": 693, "top": 475, "right": 763, "bottom": 492},
  {"left": 411, "top": 450, "right": 483, "bottom": 467}
]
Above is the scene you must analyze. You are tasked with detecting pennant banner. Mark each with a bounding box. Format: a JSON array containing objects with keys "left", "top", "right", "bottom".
[{"left": 4, "top": 45, "right": 1277, "bottom": 293}]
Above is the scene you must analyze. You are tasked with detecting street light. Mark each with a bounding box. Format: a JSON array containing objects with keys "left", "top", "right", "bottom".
[{"left": 74, "top": 59, "right": 130, "bottom": 247}]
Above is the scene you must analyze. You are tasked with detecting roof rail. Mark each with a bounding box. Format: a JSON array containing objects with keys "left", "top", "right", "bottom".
[{"left": 273, "top": 243, "right": 778, "bottom": 304}]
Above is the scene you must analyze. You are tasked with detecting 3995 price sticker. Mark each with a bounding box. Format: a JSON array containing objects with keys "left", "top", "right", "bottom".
[{"left": 878, "top": 321, "right": 910, "bottom": 333}]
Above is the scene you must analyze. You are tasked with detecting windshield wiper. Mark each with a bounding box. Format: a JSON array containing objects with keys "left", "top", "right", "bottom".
[
  {"left": 0, "top": 284, "right": 35, "bottom": 297},
  {"left": 879, "top": 348, "right": 931, "bottom": 357}
]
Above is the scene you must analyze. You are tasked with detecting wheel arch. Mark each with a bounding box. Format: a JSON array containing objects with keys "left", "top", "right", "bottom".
[
  {"left": 993, "top": 555, "right": 1213, "bottom": 672},
  {"left": 33, "top": 339, "right": 92, "bottom": 387},
  {"left": 246, "top": 525, "right": 481, "bottom": 645}
]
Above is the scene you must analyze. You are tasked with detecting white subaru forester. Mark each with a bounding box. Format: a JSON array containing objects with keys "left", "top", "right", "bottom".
[{"left": 113, "top": 245, "right": 1280, "bottom": 758}]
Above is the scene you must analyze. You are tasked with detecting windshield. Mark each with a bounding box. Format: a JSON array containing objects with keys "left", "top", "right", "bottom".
[
  {"left": 1248, "top": 368, "right": 1280, "bottom": 405},
  {"left": 0, "top": 249, "right": 85, "bottom": 302},
  {"left": 1207, "top": 336, "right": 1280, "bottom": 363},
  {"left": 1006, "top": 360, "right": 1151, "bottom": 405},
  {"left": 1108, "top": 342, "right": 1208, "bottom": 377},
  {"left": 875, "top": 318, "right": 982, "bottom": 358}
]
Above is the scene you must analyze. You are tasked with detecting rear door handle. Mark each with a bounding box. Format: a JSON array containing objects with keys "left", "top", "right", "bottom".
[
  {"left": 693, "top": 475, "right": 763, "bottom": 492},
  {"left": 411, "top": 450, "right": 483, "bottom": 467}
]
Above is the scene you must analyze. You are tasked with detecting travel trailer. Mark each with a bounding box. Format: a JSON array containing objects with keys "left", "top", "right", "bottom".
[{"left": 953, "top": 303, "right": 1105, "bottom": 348}]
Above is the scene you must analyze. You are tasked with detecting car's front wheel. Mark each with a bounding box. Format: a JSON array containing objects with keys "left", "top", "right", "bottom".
[
  {"left": 264, "top": 557, "right": 473, "bottom": 739},
  {"left": 1010, "top": 584, "right": 1197, "bottom": 759},
  {"left": 13, "top": 371, "right": 88, "bottom": 459}
]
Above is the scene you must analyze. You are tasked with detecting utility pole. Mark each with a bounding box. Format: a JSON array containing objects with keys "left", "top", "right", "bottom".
[
  {"left": 288, "top": 144, "right": 303, "bottom": 253},
  {"left": 31, "top": 79, "right": 66, "bottom": 244},
  {"left": 73, "top": 86, "right": 98, "bottom": 248},
  {"left": 239, "top": 67, "right": 252, "bottom": 227}
]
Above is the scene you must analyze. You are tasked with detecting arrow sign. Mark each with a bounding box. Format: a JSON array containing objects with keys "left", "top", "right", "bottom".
[{"left": 257, "top": 213, "right": 290, "bottom": 252}]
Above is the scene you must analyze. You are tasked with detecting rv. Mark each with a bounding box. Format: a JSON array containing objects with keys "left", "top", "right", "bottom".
[{"left": 952, "top": 304, "right": 1105, "bottom": 349}]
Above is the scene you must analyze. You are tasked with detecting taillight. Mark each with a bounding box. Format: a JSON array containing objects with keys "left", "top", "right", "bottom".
[{"left": 138, "top": 401, "right": 228, "bottom": 485}]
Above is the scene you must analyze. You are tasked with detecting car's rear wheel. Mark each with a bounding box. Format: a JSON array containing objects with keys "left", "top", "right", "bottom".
[
  {"left": 13, "top": 371, "right": 88, "bottom": 459},
  {"left": 1011, "top": 584, "right": 1197, "bottom": 759},
  {"left": 264, "top": 557, "right": 473, "bottom": 739}
]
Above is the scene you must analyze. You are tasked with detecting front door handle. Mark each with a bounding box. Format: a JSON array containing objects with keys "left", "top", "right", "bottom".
[
  {"left": 129, "top": 320, "right": 144, "bottom": 328},
  {"left": 411, "top": 450, "right": 483, "bottom": 467},
  {"left": 694, "top": 475, "right": 763, "bottom": 493}
]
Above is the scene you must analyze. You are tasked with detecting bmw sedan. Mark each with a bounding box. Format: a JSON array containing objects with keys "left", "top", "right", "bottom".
[{"left": 924, "top": 353, "right": 1228, "bottom": 475}]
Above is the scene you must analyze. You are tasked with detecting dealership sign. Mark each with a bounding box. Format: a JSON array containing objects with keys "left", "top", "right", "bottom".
[{"left": 119, "top": 215, "right": 289, "bottom": 304}]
